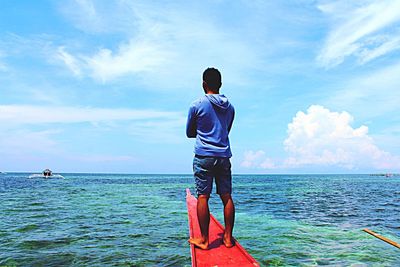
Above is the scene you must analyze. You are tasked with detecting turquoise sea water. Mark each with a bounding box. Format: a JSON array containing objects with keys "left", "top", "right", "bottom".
[{"left": 0, "top": 173, "right": 399, "bottom": 266}]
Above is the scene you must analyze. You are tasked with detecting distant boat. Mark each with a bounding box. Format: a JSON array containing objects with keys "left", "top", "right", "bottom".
[
  {"left": 29, "top": 169, "right": 64, "bottom": 179},
  {"left": 370, "top": 173, "right": 398, "bottom": 177}
]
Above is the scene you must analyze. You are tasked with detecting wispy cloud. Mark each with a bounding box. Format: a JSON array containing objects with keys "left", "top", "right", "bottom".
[
  {"left": 358, "top": 34, "right": 400, "bottom": 64},
  {"left": 326, "top": 60, "right": 400, "bottom": 119},
  {"left": 128, "top": 118, "right": 186, "bottom": 143},
  {"left": 56, "top": 1, "right": 262, "bottom": 85},
  {"left": 0, "top": 105, "right": 182, "bottom": 124},
  {"left": 3, "top": 1, "right": 306, "bottom": 88},
  {"left": 27, "top": 88, "right": 64, "bottom": 105},
  {"left": 0, "top": 127, "right": 137, "bottom": 171},
  {"left": 0, "top": 50, "right": 7, "bottom": 71},
  {"left": 56, "top": 47, "right": 82, "bottom": 76},
  {"left": 0, "top": 105, "right": 185, "bottom": 169},
  {"left": 83, "top": 39, "right": 169, "bottom": 82},
  {"left": 0, "top": 129, "right": 61, "bottom": 155},
  {"left": 59, "top": 0, "right": 136, "bottom": 34},
  {"left": 0, "top": 33, "right": 57, "bottom": 59},
  {"left": 318, "top": 0, "right": 400, "bottom": 67}
]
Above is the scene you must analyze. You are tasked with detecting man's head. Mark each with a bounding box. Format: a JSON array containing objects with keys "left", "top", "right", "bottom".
[{"left": 203, "top": 67, "right": 222, "bottom": 94}]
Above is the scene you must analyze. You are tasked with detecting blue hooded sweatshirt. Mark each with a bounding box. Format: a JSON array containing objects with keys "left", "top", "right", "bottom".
[{"left": 186, "top": 94, "right": 234, "bottom": 157}]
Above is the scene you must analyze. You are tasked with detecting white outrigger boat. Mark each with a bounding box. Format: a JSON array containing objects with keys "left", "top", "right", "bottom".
[{"left": 29, "top": 169, "right": 64, "bottom": 179}]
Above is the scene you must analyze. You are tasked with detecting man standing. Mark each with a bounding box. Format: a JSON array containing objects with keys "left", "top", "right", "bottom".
[{"left": 186, "top": 67, "right": 235, "bottom": 249}]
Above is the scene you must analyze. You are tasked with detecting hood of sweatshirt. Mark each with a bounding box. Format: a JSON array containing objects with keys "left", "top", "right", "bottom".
[{"left": 205, "top": 94, "right": 230, "bottom": 110}]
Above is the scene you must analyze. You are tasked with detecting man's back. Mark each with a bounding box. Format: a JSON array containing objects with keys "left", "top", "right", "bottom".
[{"left": 186, "top": 94, "right": 234, "bottom": 157}]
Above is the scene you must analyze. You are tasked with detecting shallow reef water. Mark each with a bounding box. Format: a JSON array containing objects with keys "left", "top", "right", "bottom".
[{"left": 0, "top": 173, "right": 399, "bottom": 266}]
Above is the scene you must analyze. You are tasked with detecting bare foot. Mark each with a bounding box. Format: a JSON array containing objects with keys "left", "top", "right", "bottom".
[
  {"left": 188, "top": 238, "right": 209, "bottom": 250},
  {"left": 223, "top": 236, "right": 235, "bottom": 248}
]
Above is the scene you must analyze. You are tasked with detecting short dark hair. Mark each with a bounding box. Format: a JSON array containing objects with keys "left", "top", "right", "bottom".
[{"left": 203, "top": 67, "right": 221, "bottom": 92}]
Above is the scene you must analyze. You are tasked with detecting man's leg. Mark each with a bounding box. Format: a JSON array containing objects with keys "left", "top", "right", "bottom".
[
  {"left": 215, "top": 158, "right": 235, "bottom": 247},
  {"left": 189, "top": 155, "right": 214, "bottom": 250},
  {"left": 220, "top": 193, "right": 235, "bottom": 248},
  {"left": 188, "top": 194, "right": 210, "bottom": 249}
]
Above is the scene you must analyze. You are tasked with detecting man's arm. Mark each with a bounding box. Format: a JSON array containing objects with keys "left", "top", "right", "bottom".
[
  {"left": 228, "top": 107, "right": 235, "bottom": 133},
  {"left": 186, "top": 105, "right": 197, "bottom": 138}
]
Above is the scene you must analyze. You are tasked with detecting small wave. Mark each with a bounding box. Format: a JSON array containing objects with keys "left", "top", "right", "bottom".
[
  {"left": 128, "top": 233, "right": 149, "bottom": 238},
  {"left": 16, "top": 224, "right": 39, "bottom": 233},
  {"left": 29, "top": 202, "right": 44, "bottom": 206},
  {"left": 112, "top": 220, "right": 132, "bottom": 225},
  {"left": 27, "top": 213, "right": 48, "bottom": 219},
  {"left": 19, "top": 237, "right": 78, "bottom": 249}
]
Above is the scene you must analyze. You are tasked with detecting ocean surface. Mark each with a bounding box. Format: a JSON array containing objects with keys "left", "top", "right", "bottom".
[{"left": 0, "top": 173, "right": 399, "bottom": 266}]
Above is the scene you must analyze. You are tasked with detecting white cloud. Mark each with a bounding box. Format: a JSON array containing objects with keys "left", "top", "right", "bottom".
[
  {"left": 83, "top": 39, "right": 169, "bottom": 82},
  {"left": 56, "top": 40, "right": 169, "bottom": 82},
  {"left": 283, "top": 105, "right": 400, "bottom": 170},
  {"left": 318, "top": 0, "right": 400, "bottom": 67},
  {"left": 56, "top": 1, "right": 261, "bottom": 85},
  {"left": 358, "top": 34, "right": 400, "bottom": 64},
  {"left": 0, "top": 105, "right": 182, "bottom": 125},
  {"left": 241, "top": 150, "right": 276, "bottom": 169},
  {"left": 56, "top": 47, "right": 82, "bottom": 76}
]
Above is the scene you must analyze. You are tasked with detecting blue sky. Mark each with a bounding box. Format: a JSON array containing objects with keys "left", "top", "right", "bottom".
[{"left": 1, "top": 0, "right": 400, "bottom": 173}]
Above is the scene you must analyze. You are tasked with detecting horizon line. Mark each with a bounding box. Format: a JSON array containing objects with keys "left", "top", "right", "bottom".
[{"left": 1, "top": 171, "right": 398, "bottom": 176}]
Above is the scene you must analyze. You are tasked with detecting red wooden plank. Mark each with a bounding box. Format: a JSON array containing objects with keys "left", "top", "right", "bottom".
[{"left": 186, "top": 188, "right": 260, "bottom": 267}]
